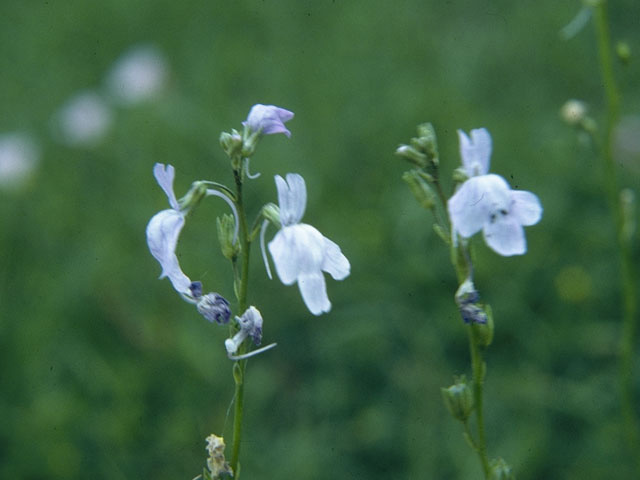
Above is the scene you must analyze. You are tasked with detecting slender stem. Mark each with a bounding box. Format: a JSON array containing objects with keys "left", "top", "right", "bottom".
[
  {"left": 229, "top": 165, "right": 252, "bottom": 477},
  {"left": 468, "top": 325, "right": 490, "bottom": 477},
  {"left": 593, "top": 1, "right": 640, "bottom": 466}
]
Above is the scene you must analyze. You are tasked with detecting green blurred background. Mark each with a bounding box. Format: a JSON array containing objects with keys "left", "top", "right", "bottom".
[{"left": 1, "top": 1, "right": 639, "bottom": 478}]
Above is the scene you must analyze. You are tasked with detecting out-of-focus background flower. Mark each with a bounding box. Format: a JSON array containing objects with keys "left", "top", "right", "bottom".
[{"left": 1, "top": 1, "right": 639, "bottom": 478}]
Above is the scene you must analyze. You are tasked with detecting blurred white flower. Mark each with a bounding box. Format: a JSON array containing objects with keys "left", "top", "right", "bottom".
[
  {"left": 53, "top": 90, "right": 113, "bottom": 147},
  {"left": 146, "top": 163, "right": 193, "bottom": 297},
  {"left": 267, "top": 173, "right": 350, "bottom": 315},
  {"left": 0, "top": 132, "right": 40, "bottom": 191},
  {"left": 615, "top": 114, "right": 640, "bottom": 172},
  {"left": 243, "top": 104, "right": 294, "bottom": 137},
  {"left": 105, "top": 44, "right": 169, "bottom": 106}
]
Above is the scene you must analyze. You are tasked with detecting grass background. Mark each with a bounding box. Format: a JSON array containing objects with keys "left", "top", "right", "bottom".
[{"left": 1, "top": 1, "right": 639, "bottom": 478}]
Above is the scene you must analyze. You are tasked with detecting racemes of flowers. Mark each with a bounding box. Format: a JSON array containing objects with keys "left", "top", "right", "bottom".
[
  {"left": 396, "top": 123, "right": 541, "bottom": 479},
  {"left": 145, "top": 104, "right": 350, "bottom": 479}
]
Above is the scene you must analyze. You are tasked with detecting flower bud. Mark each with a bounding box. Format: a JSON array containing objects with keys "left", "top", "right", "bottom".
[
  {"left": 560, "top": 99, "right": 588, "bottom": 127},
  {"left": 395, "top": 144, "right": 428, "bottom": 167},
  {"left": 179, "top": 181, "right": 208, "bottom": 211},
  {"left": 217, "top": 214, "right": 240, "bottom": 260},
  {"left": 441, "top": 375, "right": 474, "bottom": 422},
  {"left": 616, "top": 41, "right": 631, "bottom": 65},
  {"left": 403, "top": 170, "right": 436, "bottom": 210},
  {"left": 261, "top": 202, "right": 281, "bottom": 228},
  {"left": 197, "top": 293, "right": 231, "bottom": 324},
  {"left": 452, "top": 166, "right": 469, "bottom": 185},
  {"left": 219, "top": 129, "right": 243, "bottom": 157},
  {"left": 415, "top": 122, "right": 439, "bottom": 165},
  {"left": 488, "top": 458, "right": 514, "bottom": 480}
]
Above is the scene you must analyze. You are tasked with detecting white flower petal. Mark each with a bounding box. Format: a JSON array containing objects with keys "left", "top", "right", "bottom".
[
  {"left": 153, "top": 163, "right": 180, "bottom": 210},
  {"left": 483, "top": 216, "right": 527, "bottom": 256},
  {"left": 510, "top": 190, "right": 543, "bottom": 226},
  {"left": 275, "top": 173, "right": 307, "bottom": 225},
  {"left": 459, "top": 128, "right": 492, "bottom": 176},
  {"left": 321, "top": 236, "right": 350, "bottom": 280},
  {"left": 268, "top": 228, "right": 300, "bottom": 285},
  {"left": 146, "top": 209, "right": 192, "bottom": 293},
  {"left": 298, "top": 272, "right": 331, "bottom": 315},
  {"left": 448, "top": 175, "right": 510, "bottom": 238}
]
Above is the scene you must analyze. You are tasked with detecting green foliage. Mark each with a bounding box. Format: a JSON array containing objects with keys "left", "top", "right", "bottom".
[{"left": 1, "top": 0, "right": 639, "bottom": 479}]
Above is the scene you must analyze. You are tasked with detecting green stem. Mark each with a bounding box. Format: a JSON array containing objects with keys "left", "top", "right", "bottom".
[
  {"left": 468, "top": 325, "right": 490, "bottom": 477},
  {"left": 229, "top": 166, "right": 252, "bottom": 477},
  {"left": 593, "top": 1, "right": 640, "bottom": 466}
]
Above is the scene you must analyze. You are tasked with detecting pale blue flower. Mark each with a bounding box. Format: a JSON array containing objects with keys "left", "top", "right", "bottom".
[
  {"left": 146, "top": 163, "right": 193, "bottom": 296},
  {"left": 267, "top": 174, "right": 350, "bottom": 315},
  {"left": 243, "top": 104, "right": 294, "bottom": 137},
  {"left": 448, "top": 173, "right": 542, "bottom": 256},
  {"left": 449, "top": 129, "right": 542, "bottom": 256}
]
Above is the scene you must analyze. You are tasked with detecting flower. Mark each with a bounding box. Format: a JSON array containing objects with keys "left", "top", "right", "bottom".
[
  {"left": 53, "top": 90, "right": 113, "bottom": 147},
  {"left": 243, "top": 104, "right": 294, "bottom": 137},
  {"left": 146, "top": 163, "right": 193, "bottom": 296},
  {"left": 225, "top": 306, "right": 264, "bottom": 356},
  {"left": 448, "top": 173, "right": 542, "bottom": 256},
  {"left": 105, "top": 44, "right": 168, "bottom": 106},
  {"left": 267, "top": 174, "right": 350, "bottom": 315},
  {"left": 448, "top": 128, "right": 542, "bottom": 256},
  {"left": 0, "top": 132, "right": 40, "bottom": 191}
]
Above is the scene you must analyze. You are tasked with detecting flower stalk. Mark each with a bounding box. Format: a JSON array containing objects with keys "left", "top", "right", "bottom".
[{"left": 592, "top": 0, "right": 640, "bottom": 467}]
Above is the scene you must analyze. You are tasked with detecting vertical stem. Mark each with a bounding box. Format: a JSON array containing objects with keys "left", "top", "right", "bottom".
[
  {"left": 468, "top": 326, "right": 490, "bottom": 477},
  {"left": 229, "top": 166, "right": 252, "bottom": 477},
  {"left": 593, "top": 1, "right": 640, "bottom": 466}
]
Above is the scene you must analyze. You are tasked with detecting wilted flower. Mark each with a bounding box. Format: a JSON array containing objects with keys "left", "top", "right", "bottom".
[
  {"left": 197, "top": 292, "right": 231, "bottom": 324},
  {"left": 146, "top": 163, "right": 193, "bottom": 297},
  {"left": 0, "top": 132, "right": 40, "bottom": 191},
  {"left": 105, "top": 44, "right": 169, "bottom": 106},
  {"left": 225, "top": 306, "right": 264, "bottom": 356},
  {"left": 266, "top": 174, "right": 350, "bottom": 315},
  {"left": 204, "top": 434, "right": 233, "bottom": 478},
  {"left": 448, "top": 129, "right": 542, "bottom": 256},
  {"left": 243, "top": 104, "right": 294, "bottom": 137}
]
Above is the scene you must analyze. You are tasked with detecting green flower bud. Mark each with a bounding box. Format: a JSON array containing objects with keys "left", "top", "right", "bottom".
[
  {"left": 403, "top": 170, "right": 436, "bottom": 210},
  {"left": 488, "top": 458, "right": 514, "bottom": 480},
  {"left": 217, "top": 214, "right": 240, "bottom": 260},
  {"left": 179, "top": 181, "right": 208, "bottom": 211},
  {"left": 396, "top": 144, "right": 428, "bottom": 167},
  {"left": 616, "top": 41, "right": 631, "bottom": 65},
  {"left": 452, "top": 166, "right": 469, "bottom": 185},
  {"left": 441, "top": 375, "right": 474, "bottom": 422},
  {"left": 261, "top": 202, "right": 281, "bottom": 228},
  {"left": 416, "top": 122, "right": 439, "bottom": 165},
  {"left": 219, "top": 129, "right": 243, "bottom": 157}
]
